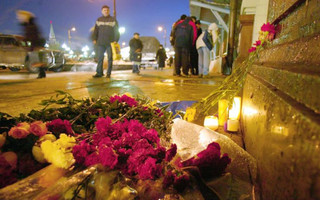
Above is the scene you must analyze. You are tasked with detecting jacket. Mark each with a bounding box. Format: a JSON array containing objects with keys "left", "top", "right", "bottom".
[
  {"left": 129, "top": 38, "right": 143, "bottom": 62},
  {"left": 172, "top": 19, "right": 193, "bottom": 48},
  {"left": 92, "top": 15, "right": 120, "bottom": 45},
  {"left": 174, "top": 18, "right": 197, "bottom": 45}
]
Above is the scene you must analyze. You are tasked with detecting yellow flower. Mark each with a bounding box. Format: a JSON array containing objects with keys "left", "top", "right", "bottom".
[
  {"left": 56, "top": 134, "right": 76, "bottom": 149},
  {"left": 41, "top": 134, "right": 76, "bottom": 169},
  {"left": 184, "top": 107, "right": 196, "bottom": 122},
  {"left": 123, "top": 92, "right": 133, "bottom": 97}
]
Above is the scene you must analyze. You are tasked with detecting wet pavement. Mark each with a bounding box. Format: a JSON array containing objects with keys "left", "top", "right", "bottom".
[{"left": 0, "top": 66, "right": 226, "bottom": 116}]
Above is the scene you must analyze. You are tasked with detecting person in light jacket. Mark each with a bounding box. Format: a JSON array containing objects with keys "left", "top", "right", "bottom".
[{"left": 196, "top": 23, "right": 218, "bottom": 78}]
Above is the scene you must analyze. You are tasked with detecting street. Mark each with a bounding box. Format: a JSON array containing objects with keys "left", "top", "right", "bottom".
[{"left": 0, "top": 66, "right": 225, "bottom": 116}]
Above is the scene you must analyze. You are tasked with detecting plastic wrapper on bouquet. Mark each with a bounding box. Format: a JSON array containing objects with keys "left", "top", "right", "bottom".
[
  {"left": 171, "top": 119, "right": 257, "bottom": 184},
  {"left": 0, "top": 164, "right": 68, "bottom": 200}
]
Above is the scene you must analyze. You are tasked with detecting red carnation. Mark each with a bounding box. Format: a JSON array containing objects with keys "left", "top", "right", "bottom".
[
  {"left": 46, "top": 119, "right": 73, "bottom": 135},
  {"left": 99, "top": 146, "right": 118, "bottom": 169},
  {"left": 165, "top": 144, "right": 177, "bottom": 162},
  {"left": 137, "top": 157, "right": 162, "bottom": 180}
]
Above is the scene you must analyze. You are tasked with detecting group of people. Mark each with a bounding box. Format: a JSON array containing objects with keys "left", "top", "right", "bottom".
[
  {"left": 170, "top": 14, "right": 219, "bottom": 78},
  {"left": 16, "top": 5, "right": 218, "bottom": 80}
]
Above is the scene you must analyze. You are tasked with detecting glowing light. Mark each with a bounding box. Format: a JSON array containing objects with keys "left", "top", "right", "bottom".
[
  {"left": 82, "top": 45, "right": 89, "bottom": 52},
  {"left": 157, "top": 26, "right": 163, "bottom": 32},
  {"left": 204, "top": 116, "right": 219, "bottom": 131},
  {"left": 218, "top": 99, "right": 228, "bottom": 126},
  {"left": 229, "top": 97, "right": 241, "bottom": 120},
  {"left": 119, "top": 27, "right": 125, "bottom": 34}
]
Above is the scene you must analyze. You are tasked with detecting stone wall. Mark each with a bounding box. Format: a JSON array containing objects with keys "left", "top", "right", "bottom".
[{"left": 241, "top": 0, "right": 320, "bottom": 199}]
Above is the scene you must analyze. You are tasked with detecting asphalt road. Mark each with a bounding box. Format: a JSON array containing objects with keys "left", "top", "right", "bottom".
[{"left": 0, "top": 66, "right": 225, "bottom": 116}]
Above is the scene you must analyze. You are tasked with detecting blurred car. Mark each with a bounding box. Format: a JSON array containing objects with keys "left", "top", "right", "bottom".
[
  {"left": 140, "top": 53, "right": 158, "bottom": 69},
  {"left": 0, "top": 34, "right": 65, "bottom": 72}
]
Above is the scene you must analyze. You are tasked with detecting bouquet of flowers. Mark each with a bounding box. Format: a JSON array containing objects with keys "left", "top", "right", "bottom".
[{"left": 0, "top": 92, "right": 231, "bottom": 200}]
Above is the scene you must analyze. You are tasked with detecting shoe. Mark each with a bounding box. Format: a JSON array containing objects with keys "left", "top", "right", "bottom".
[
  {"left": 92, "top": 74, "right": 103, "bottom": 78},
  {"left": 106, "top": 74, "right": 111, "bottom": 78},
  {"left": 199, "top": 74, "right": 203, "bottom": 78},
  {"left": 182, "top": 73, "right": 190, "bottom": 78}
]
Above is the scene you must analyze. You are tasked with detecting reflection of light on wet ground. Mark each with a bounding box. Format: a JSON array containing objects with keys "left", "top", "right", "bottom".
[
  {"left": 0, "top": 74, "right": 36, "bottom": 80},
  {"left": 156, "top": 79, "right": 175, "bottom": 86},
  {"left": 160, "top": 79, "right": 218, "bottom": 86}
]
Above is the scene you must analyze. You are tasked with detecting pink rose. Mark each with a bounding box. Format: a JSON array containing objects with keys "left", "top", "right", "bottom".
[
  {"left": 261, "top": 22, "right": 276, "bottom": 33},
  {"left": 253, "top": 40, "right": 262, "bottom": 47},
  {"left": 248, "top": 46, "right": 256, "bottom": 53},
  {"left": 8, "top": 122, "right": 30, "bottom": 139},
  {"left": 30, "top": 121, "right": 47, "bottom": 137}
]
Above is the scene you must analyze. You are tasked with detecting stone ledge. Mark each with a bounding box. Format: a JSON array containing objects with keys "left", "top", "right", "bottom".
[{"left": 251, "top": 64, "right": 320, "bottom": 113}]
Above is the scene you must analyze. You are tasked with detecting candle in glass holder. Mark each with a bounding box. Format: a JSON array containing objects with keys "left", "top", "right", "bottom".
[
  {"left": 218, "top": 99, "right": 228, "bottom": 126},
  {"left": 204, "top": 116, "right": 219, "bottom": 131},
  {"left": 227, "top": 119, "right": 239, "bottom": 132},
  {"left": 228, "top": 97, "right": 241, "bottom": 120}
]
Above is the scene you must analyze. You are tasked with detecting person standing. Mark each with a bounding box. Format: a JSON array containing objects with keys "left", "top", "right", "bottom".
[
  {"left": 171, "top": 17, "right": 193, "bottom": 77},
  {"left": 156, "top": 44, "right": 167, "bottom": 70},
  {"left": 189, "top": 17, "right": 200, "bottom": 75},
  {"left": 190, "top": 20, "right": 203, "bottom": 75},
  {"left": 92, "top": 5, "right": 120, "bottom": 78},
  {"left": 196, "top": 23, "right": 218, "bottom": 78},
  {"left": 16, "top": 10, "right": 46, "bottom": 79},
  {"left": 129, "top": 32, "right": 143, "bottom": 74}
]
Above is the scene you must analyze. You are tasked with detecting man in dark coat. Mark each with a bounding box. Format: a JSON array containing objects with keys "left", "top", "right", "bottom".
[
  {"left": 129, "top": 32, "right": 143, "bottom": 74},
  {"left": 92, "top": 5, "right": 120, "bottom": 78},
  {"left": 156, "top": 44, "right": 167, "bottom": 70},
  {"left": 171, "top": 17, "right": 194, "bottom": 76},
  {"left": 16, "top": 10, "right": 46, "bottom": 79}
]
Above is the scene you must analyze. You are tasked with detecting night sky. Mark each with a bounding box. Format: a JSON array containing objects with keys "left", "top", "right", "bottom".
[{"left": 0, "top": 0, "right": 190, "bottom": 50}]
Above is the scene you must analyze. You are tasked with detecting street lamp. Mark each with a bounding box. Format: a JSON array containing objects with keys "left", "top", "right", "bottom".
[
  {"left": 119, "top": 27, "right": 125, "bottom": 35},
  {"left": 68, "top": 27, "right": 76, "bottom": 45},
  {"left": 157, "top": 26, "right": 167, "bottom": 48}
]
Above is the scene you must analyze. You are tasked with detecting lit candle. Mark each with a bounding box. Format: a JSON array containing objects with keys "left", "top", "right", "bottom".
[
  {"left": 227, "top": 119, "right": 239, "bottom": 132},
  {"left": 228, "top": 97, "right": 241, "bottom": 120},
  {"left": 218, "top": 99, "right": 228, "bottom": 126},
  {"left": 204, "top": 116, "right": 219, "bottom": 131}
]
